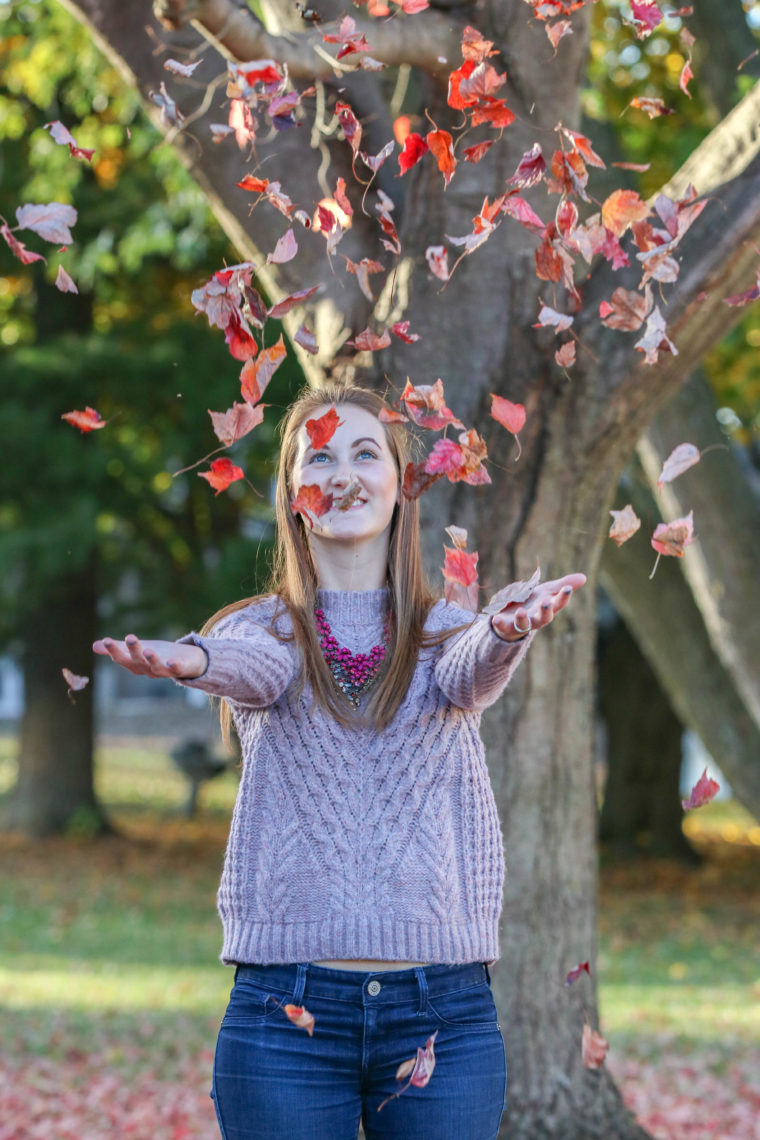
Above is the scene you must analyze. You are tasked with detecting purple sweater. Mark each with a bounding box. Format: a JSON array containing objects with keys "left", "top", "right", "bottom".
[{"left": 178, "top": 589, "right": 533, "bottom": 966}]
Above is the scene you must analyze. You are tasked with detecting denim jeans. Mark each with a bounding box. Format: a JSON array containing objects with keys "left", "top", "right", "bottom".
[{"left": 211, "top": 961, "right": 507, "bottom": 1140}]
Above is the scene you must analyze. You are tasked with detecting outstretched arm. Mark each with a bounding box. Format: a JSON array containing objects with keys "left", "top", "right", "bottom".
[{"left": 435, "top": 573, "right": 586, "bottom": 711}]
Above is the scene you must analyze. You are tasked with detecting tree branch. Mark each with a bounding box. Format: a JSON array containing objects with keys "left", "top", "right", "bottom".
[{"left": 153, "top": 0, "right": 461, "bottom": 80}]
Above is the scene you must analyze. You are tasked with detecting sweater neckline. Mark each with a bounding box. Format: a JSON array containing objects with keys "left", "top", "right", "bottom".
[{"left": 316, "top": 588, "right": 388, "bottom": 624}]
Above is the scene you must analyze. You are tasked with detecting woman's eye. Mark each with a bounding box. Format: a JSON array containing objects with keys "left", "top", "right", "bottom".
[
  {"left": 310, "top": 452, "right": 329, "bottom": 463},
  {"left": 357, "top": 449, "right": 377, "bottom": 460}
]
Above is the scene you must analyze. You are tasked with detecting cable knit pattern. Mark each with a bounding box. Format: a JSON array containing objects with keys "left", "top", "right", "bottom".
[{"left": 177, "top": 590, "right": 534, "bottom": 965}]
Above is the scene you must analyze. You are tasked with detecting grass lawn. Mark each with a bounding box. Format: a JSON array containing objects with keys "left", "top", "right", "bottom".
[{"left": 1, "top": 736, "right": 759, "bottom": 1139}]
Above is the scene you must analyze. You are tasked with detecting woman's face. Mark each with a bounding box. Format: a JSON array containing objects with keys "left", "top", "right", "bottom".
[{"left": 290, "top": 403, "right": 400, "bottom": 548}]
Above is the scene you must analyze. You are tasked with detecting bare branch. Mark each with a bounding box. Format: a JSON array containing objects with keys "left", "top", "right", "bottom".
[{"left": 153, "top": 0, "right": 460, "bottom": 80}]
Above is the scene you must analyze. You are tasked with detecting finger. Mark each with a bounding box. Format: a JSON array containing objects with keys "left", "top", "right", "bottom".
[
  {"left": 534, "top": 572, "right": 587, "bottom": 594},
  {"left": 511, "top": 607, "right": 533, "bottom": 635}
]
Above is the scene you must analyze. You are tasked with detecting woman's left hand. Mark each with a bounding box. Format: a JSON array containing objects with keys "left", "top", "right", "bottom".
[{"left": 490, "top": 573, "right": 587, "bottom": 643}]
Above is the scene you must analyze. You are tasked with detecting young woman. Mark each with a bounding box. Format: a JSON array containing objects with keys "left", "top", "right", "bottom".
[{"left": 94, "top": 383, "right": 585, "bottom": 1140}]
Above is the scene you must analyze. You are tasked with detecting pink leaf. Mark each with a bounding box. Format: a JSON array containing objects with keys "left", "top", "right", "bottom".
[
  {"left": 0, "top": 223, "right": 46, "bottom": 265},
  {"left": 267, "top": 228, "right": 297, "bottom": 264},
  {"left": 16, "top": 202, "right": 77, "bottom": 245},
  {"left": 608, "top": 504, "right": 641, "bottom": 546},
  {"left": 208, "top": 402, "right": 265, "bottom": 446},
  {"left": 490, "top": 394, "right": 526, "bottom": 435},
  {"left": 651, "top": 510, "right": 695, "bottom": 558},
  {"left": 55, "top": 264, "right": 78, "bottom": 294},
  {"left": 657, "top": 443, "right": 701, "bottom": 490},
  {"left": 681, "top": 767, "right": 720, "bottom": 811},
  {"left": 44, "top": 120, "right": 95, "bottom": 162}
]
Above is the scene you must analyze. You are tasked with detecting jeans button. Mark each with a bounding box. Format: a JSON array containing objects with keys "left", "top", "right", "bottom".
[{"left": 367, "top": 979, "right": 381, "bottom": 996}]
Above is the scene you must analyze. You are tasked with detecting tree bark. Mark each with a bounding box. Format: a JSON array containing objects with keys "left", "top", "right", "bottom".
[{"left": 1, "top": 557, "right": 109, "bottom": 837}]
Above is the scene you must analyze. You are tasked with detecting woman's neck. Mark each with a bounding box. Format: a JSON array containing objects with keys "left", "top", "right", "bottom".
[{"left": 309, "top": 535, "right": 388, "bottom": 591}]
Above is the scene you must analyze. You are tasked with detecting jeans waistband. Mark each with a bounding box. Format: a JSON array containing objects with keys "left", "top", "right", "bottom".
[{"left": 233, "top": 961, "right": 491, "bottom": 1007}]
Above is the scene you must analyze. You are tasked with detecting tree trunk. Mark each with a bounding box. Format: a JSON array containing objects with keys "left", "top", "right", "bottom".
[
  {"left": 1, "top": 556, "right": 109, "bottom": 837},
  {"left": 598, "top": 615, "right": 698, "bottom": 862}
]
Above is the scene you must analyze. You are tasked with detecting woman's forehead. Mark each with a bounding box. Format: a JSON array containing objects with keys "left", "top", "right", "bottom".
[{"left": 297, "top": 403, "right": 389, "bottom": 450}]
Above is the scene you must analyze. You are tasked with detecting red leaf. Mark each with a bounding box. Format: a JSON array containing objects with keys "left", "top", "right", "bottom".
[
  {"left": 225, "top": 315, "right": 258, "bottom": 361},
  {"left": 239, "top": 335, "right": 286, "bottom": 403},
  {"left": 61, "top": 406, "right": 106, "bottom": 433},
  {"left": 239, "top": 60, "right": 283, "bottom": 85},
  {"left": 335, "top": 100, "right": 362, "bottom": 155},
  {"left": 290, "top": 483, "right": 334, "bottom": 524},
  {"left": 398, "top": 132, "right": 429, "bottom": 174},
  {"left": 657, "top": 442, "right": 701, "bottom": 489},
  {"left": 546, "top": 18, "right": 573, "bottom": 49},
  {"left": 16, "top": 201, "right": 77, "bottom": 245},
  {"left": 378, "top": 1032, "right": 439, "bottom": 1112},
  {"left": 629, "top": 0, "right": 664, "bottom": 37},
  {"left": 471, "top": 98, "right": 515, "bottom": 129},
  {"left": 461, "top": 25, "right": 497, "bottom": 63},
  {"left": 458, "top": 62, "right": 507, "bottom": 103},
  {"left": 402, "top": 461, "right": 442, "bottom": 500},
  {"left": 600, "top": 286, "right": 653, "bottom": 331},
  {"left": 425, "top": 438, "right": 465, "bottom": 476},
  {"left": 554, "top": 341, "right": 576, "bottom": 367},
  {"left": 55, "top": 264, "right": 78, "bottom": 294},
  {"left": 507, "top": 143, "right": 546, "bottom": 189},
  {"left": 294, "top": 323, "right": 319, "bottom": 354},
  {"left": 454, "top": 428, "right": 491, "bottom": 485},
  {"left": 402, "top": 379, "right": 464, "bottom": 431},
  {"left": 62, "top": 667, "right": 89, "bottom": 694},
  {"left": 724, "top": 275, "right": 760, "bottom": 307},
  {"left": 344, "top": 257, "right": 385, "bottom": 302},
  {"left": 398, "top": 0, "right": 429, "bottom": 12},
  {"left": 267, "top": 284, "right": 320, "bottom": 320},
  {"left": 680, "top": 57, "right": 694, "bottom": 97},
  {"left": 199, "top": 457, "right": 245, "bottom": 495},
  {"left": 334, "top": 176, "right": 353, "bottom": 218},
  {"left": 425, "top": 245, "right": 449, "bottom": 281},
  {"left": 379, "top": 406, "right": 409, "bottom": 423},
  {"left": 392, "top": 320, "right": 420, "bottom": 343},
  {"left": 565, "top": 961, "right": 591, "bottom": 986},
  {"left": 348, "top": 328, "right": 391, "bottom": 351},
  {"left": 559, "top": 125, "right": 605, "bottom": 169},
  {"left": 501, "top": 194, "right": 545, "bottom": 234},
  {"left": 681, "top": 767, "right": 720, "bottom": 811},
  {"left": 628, "top": 95, "right": 673, "bottom": 118},
  {"left": 442, "top": 546, "right": 479, "bottom": 587},
  {"left": 208, "top": 402, "right": 265, "bottom": 446},
  {"left": 359, "top": 140, "right": 395, "bottom": 173},
  {"left": 550, "top": 149, "right": 589, "bottom": 200},
  {"left": 490, "top": 394, "right": 526, "bottom": 435},
  {"left": 283, "top": 1003, "right": 315, "bottom": 1035},
  {"left": 44, "top": 120, "right": 95, "bottom": 162},
  {"left": 463, "top": 140, "right": 495, "bottom": 164},
  {"left": 306, "top": 406, "right": 343, "bottom": 450},
  {"left": 228, "top": 99, "right": 256, "bottom": 148},
  {"left": 426, "top": 129, "right": 456, "bottom": 187},
  {"left": 582, "top": 1024, "right": 609, "bottom": 1069},
  {"left": 0, "top": 223, "right": 46, "bottom": 264},
  {"left": 608, "top": 504, "right": 641, "bottom": 546},
  {"left": 447, "top": 60, "right": 477, "bottom": 110},
  {"left": 650, "top": 510, "right": 695, "bottom": 557}
]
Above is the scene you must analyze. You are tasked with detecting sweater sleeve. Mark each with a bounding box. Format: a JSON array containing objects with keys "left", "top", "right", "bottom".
[
  {"left": 433, "top": 604, "right": 536, "bottom": 712},
  {"left": 174, "top": 602, "right": 297, "bottom": 708}
]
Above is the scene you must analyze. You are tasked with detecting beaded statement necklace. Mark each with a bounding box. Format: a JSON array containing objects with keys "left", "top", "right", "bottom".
[{"left": 314, "top": 606, "right": 388, "bottom": 708}]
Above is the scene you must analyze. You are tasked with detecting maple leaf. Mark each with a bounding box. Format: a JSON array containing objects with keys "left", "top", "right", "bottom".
[
  {"left": 458, "top": 62, "right": 507, "bottom": 103},
  {"left": 546, "top": 18, "right": 573, "bottom": 49},
  {"left": 455, "top": 428, "right": 491, "bottom": 485},
  {"left": 267, "top": 284, "right": 320, "bottom": 320},
  {"left": 378, "top": 1032, "right": 438, "bottom": 1112},
  {"left": 402, "top": 379, "right": 464, "bottom": 431},
  {"left": 555, "top": 341, "right": 576, "bottom": 367},
  {"left": 601, "top": 189, "right": 650, "bottom": 237},
  {"left": 463, "top": 140, "right": 495, "bottom": 164},
  {"left": 425, "top": 438, "right": 465, "bottom": 476},
  {"left": 239, "top": 335, "right": 286, "bottom": 403},
  {"left": 566, "top": 961, "right": 591, "bottom": 986},
  {"left": 471, "top": 98, "right": 515, "bottom": 129},
  {"left": 55, "top": 264, "right": 78, "bottom": 294},
  {"left": 426, "top": 130, "right": 456, "bottom": 188},
  {"left": 344, "top": 257, "right": 385, "bottom": 301},
  {"left": 378, "top": 406, "right": 409, "bottom": 424},
  {"left": 208, "top": 402, "right": 265, "bottom": 446},
  {"left": 657, "top": 443, "right": 701, "bottom": 489},
  {"left": 491, "top": 394, "right": 526, "bottom": 435},
  {"left": 306, "top": 406, "right": 343, "bottom": 450},
  {"left": 199, "top": 457, "right": 245, "bottom": 496},
  {"left": 283, "top": 1003, "right": 315, "bottom": 1035},
  {"left": 507, "top": 143, "right": 546, "bottom": 189},
  {"left": 608, "top": 504, "right": 641, "bottom": 546},
  {"left": 44, "top": 120, "right": 95, "bottom": 162},
  {"left": 628, "top": 0, "right": 664, "bottom": 38},
  {"left": 483, "top": 567, "right": 541, "bottom": 615},
  {"left": 61, "top": 407, "right": 106, "bottom": 433},
  {"left": 635, "top": 306, "right": 678, "bottom": 365},
  {"left": 550, "top": 149, "right": 589, "bottom": 201},
  {"left": 16, "top": 202, "right": 77, "bottom": 245},
  {"left": 290, "top": 483, "right": 334, "bottom": 525},
  {"left": 392, "top": 321, "right": 420, "bottom": 343},
  {"left": 681, "top": 767, "right": 720, "bottom": 811},
  {"left": 224, "top": 313, "right": 258, "bottom": 361},
  {"left": 294, "top": 323, "right": 318, "bottom": 354},
  {"left": 348, "top": 328, "right": 392, "bottom": 352},
  {"left": 651, "top": 510, "right": 695, "bottom": 558},
  {"left": 501, "top": 193, "right": 546, "bottom": 234},
  {"left": 442, "top": 545, "right": 480, "bottom": 612},
  {"left": 398, "top": 132, "right": 429, "bottom": 174},
  {"left": 0, "top": 223, "right": 46, "bottom": 265},
  {"left": 559, "top": 125, "right": 605, "bottom": 169},
  {"left": 582, "top": 1024, "right": 609, "bottom": 1069},
  {"left": 62, "top": 668, "right": 89, "bottom": 697},
  {"left": 600, "top": 286, "right": 653, "bottom": 331},
  {"left": 461, "top": 25, "right": 497, "bottom": 63},
  {"left": 426, "top": 245, "right": 450, "bottom": 281},
  {"left": 402, "top": 461, "right": 442, "bottom": 500}
]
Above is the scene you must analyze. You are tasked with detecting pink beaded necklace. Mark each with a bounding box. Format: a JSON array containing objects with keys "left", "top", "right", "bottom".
[{"left": 314, "top": 607, "right": 389, "bottom": 707}]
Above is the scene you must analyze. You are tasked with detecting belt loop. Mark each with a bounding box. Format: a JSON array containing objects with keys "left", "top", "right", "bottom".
[
  {"left": 414, "top": 966, "right": 429, "bottom": 1014},
  {"left": 293, "top": 963, "right": 308, "bottom": 1006},
  {"left": 484, "top": 962, "right": 491, "bottom": 985}
]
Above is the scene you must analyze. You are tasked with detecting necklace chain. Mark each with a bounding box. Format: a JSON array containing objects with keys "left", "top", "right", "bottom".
[{"left": 314, "top": 607, "right": 388, "bottom": 708}]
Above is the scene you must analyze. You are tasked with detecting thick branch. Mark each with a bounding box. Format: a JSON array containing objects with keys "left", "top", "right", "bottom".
[
  {"left": 600, "top": 472, "right": 760, "bottom": 822},
  {"left": 154, "top": 0, "right": 461, "bottom": 79}
]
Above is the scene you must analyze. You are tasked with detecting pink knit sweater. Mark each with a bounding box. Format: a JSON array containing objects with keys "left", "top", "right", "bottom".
[{"left": 178, "top": 589, "right": 533, "bottom": 966}]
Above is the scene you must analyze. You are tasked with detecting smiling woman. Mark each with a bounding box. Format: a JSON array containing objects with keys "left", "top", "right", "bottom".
[{"left": 92, "top": 381, "right": 585, "bottom": 1140}]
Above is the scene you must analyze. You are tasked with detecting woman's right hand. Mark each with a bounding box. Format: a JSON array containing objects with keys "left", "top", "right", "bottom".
[{"left": 92, "top": 635, "right": 207, "bottom": 680}]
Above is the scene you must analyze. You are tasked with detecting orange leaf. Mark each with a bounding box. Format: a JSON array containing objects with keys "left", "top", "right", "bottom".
[
  {"left": 61, "top": 406, "right": 106, "bottom": 433},
  {"left": 283, "top": 1003, "right": 315, "bottom": 1036},
  {"left": 582, "top": 1024, "right": 609, "bottom": 1070},
  {"left": 490, "top": 394, "right": 526, "bottom": 435},
  {"left": 601, "top": 189, "right": 651, "bottom": 237},
  {"left": 237, "top": 174, "right": 269, "bottom": 192},
  {"left": 239, "top": 335, "right": 286, "bottom": 404},
  {"left": 650, "top": 510, "right": 695, "bottom": 557},
  {"left": 402, "top": 379, "right": 464, "bottom": 431},
  {"left": 426, "top": 129, "right": 456, "bottom": 188},
  {"left": 199, "top": 458, "right": 245, "bottom": 496}
]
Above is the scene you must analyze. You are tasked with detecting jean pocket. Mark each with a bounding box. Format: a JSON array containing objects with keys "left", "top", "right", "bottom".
[
  {"left": 425, "top": 981, "right": 500, "bottom": 1031},
  {"left": 221, "top": 977, "right": 285, "bottom": 1025}
]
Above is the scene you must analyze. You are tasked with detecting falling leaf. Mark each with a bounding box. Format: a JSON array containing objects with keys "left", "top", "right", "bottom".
[
  {"left": 44, "top": 120, "right": 95, "bottom": 162},
  {"left": 550, "top": 148, "right": 589, "bottom": 201},
  {"left": 55, "top": 264, "right": 78, "bottom": 294},
  {"left": 294, "top": 323, "right": 319, "bottom": 354},
  {"left": 398, "top": 132, "right": 429, "bottom": 174},
  {"left": 426, "top": 245, "right": 449, "bottom": 281},
  {"left": 463, "top": 140, "right": 494, "bottom": 164},
  {"left": 0, "top": 223, "right": 46, "bottom": 264},
  {"left": 582, "top": 1024, "right": 609, "bottom": 1069},
  {"left": 723, "top": 275, "right": 760, "bottom": 307},
  {"left": 402, "top": 379, "right": 464, "bottom": 430},
  {"left": 681, "top": 767, "right": 720, "bottom": 811},
  {"left": 425, "top": 438, "right": 466, "bottom": 476},
  {"left": 635, "top": 306, "right": 678, "bottom": 365},
  {"left": 378, "top": 1032, "right": 438, "bottom": 1112},
  {"left": 267, "top": 228, "right": 298, "bottom": 265},
  {"left": 501, "top": 194, "right": 546, "bottom": 234},
  {"left": 378, "top": 406, "right": 409, "bottom": 424},
  {"left": 239, "top": 336, "right": 286, "bottom": 403},
  {"left": 199, "top": 458, "right": 245, "bottom": 496},
  {"left": 442, "top": 545, "right": 479, "bottom": 612},
  {"left": 61, "top": 407, "right": 106, "bottom": 433},
  {"left": 535, "top": 304, "right": 574, "bottom": 333},
  {"left": 16, "top": 202, "right": 77, "bottom": 245},
  {"left": 163, "top": 57, "right": 203, "bottom": 76},
  {"left": 490, "top": 394, "right": 526, "bottom": 435},
  {"left": 306, "top": 406, "right": 343, "bottom": 450},
  {"left": 680, "top": 57, "right": 694, "bottom": 97},
  {"left": 454, "top": 428, "right": 491, "bottom": 485},
  {"left": 651, "top": 510, "right": 695, "bottom": 558},
  {"left": 608, "top": 504, "right": 641, "bottom": 546},
  {"left": 267, "top": 284, "right": 320, "bottom": 320},
  {"left": 600, "top": 286, "right": 653, "bottom": 332},
  {"left": 348, "top": 328, "right": 391, "bottom": 351},
  {"left": 426, "top": 129, "right": 457, "bottom": 187},
  {"left": 359, "top": 140, "right": 395, "bottom": 173},
  {"left": 559, "top": 125, "right": 605, "bottom": 169},
  {"left": 399, "top": 0, "right": 429, "bottom": 11},
  {"left": 402, "top": 461, "right": 442, "bottom": 499},
  {"left": 628, "top": 0, "right": 664, "bottom": 37},
  {"left": 290, "top": 483, "right": 334, "bottom": 525},
  {"left": 628, "top": 95, "right": 673, "bottom": 118},
  {"left": 601, "top": 189, "right": 650, "bottom": 237},
  {"left": 507, "top": 143, "right": 546, "bottom": 189},
  {"left": 335, "top": 476, "right": 363, "bottom": 511},
  {"left": 283, "top": 1004, "right": 315, "bottom": 1035},
  {"left": 445, "top": 524, "right": 469, "bottom": 550},
  {"left": 393, "top": 114, "right": 411, "bottom": 145},
  {"left": 237, "top": 174, "right": 269, "bottom": 193},
  {"left": 657, "top": 443, "right": 701, "bottom": 490},
  {"left": 555, "top": 341, "right": 576, "bottom": 367},
  {"left": 225, "top": 314, "right": 258, "bottom": 362},
  {"left": 392, "top": 321, "right": 420, "bottom": 343},
  {"left": 62, "top": 668, "right": 89, "bottom": 697},
  {"left": 566, "top": 961, "right": 591, "bottom": 986},
  {"left": 335, "top": 100, "right": 362, "bottom": 154},
  {"left": 149, "top": 82, "right": 184, "bottom": 126},
  {"left": 208, "top": 402, "right": 265, "bottom": 446},
  {"left": 344, "top": 257, "right": 385, "bottom": 302}
]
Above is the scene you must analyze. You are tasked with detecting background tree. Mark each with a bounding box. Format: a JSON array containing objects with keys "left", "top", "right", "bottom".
[{"left": 4, "top": 0, "right": 760, "bottom": 1135}]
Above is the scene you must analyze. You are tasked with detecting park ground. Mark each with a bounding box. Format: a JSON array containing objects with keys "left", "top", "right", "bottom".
[{"left": 0, "top": 737, "right": 758, "bottom": 1140}]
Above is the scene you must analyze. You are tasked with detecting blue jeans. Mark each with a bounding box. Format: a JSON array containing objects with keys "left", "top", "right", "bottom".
[{"left": 211, "top": 961, "right": 507, "bottom": 1140}]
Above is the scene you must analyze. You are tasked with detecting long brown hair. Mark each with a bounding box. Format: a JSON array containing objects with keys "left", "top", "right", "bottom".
[{"left": 203, "top": 382, "right": 443, "bottom": 738}]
